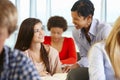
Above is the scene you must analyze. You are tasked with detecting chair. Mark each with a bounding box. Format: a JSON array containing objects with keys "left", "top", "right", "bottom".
[{"left": 66, "top": 67, "right": 89, "bottom": 80}]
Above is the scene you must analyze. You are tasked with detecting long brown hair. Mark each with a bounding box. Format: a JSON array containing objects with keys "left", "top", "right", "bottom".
[{"left": 14, "top": 18, "right": 51, "bottom": 73}]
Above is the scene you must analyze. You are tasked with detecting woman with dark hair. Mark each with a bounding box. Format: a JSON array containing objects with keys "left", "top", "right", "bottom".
[{"left": 15, "top": 18, "right": 62, "bottom": 77}]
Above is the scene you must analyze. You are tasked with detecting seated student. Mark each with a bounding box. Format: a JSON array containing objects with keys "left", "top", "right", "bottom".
[
  {"left": 89, "top": 16, "right": 120, "bottom": 80},
  {"left": 44, "top": 16, "right": 77, "bottom": 66},
  {"left": 14, "top": 18, "right": 62, "bottom": 77},
  {"left": 0, "top": 0, "right": 41, "bottom": 80}
]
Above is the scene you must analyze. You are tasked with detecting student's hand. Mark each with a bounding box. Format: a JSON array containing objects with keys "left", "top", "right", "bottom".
[
  {"left": 62, "top": 65, "right": 71, "bottom": 73},
  {"left": 62, "top": 63, "right": 80, "bottom": 73}
]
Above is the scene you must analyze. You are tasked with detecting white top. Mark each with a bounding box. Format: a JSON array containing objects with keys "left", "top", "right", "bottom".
[{"left": 88, "top": 41, "right": 115, "bottom": 80}]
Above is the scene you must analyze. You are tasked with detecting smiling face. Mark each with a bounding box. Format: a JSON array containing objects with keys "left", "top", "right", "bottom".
[
  {"left": 32, "top": 22, "right": 45, "bottom": 43},
  {"left": 50, "top": 27, "right": 63, "bottom": 42},
  {"left": 71, "top": 11, "right": 91, "bottom": 29}
]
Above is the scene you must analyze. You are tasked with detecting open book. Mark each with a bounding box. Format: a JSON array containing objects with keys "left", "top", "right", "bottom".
[{"left": 41, "top": 73, "right": 67, "bottom": 80}]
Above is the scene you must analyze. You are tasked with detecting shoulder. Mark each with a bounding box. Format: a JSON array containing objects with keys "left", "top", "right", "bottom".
[
  {"left": 89, "top": 41, "right": 106, "bottom": 58},
  {"left": 8, "top": 47, "right": 26, "bottom": 60},
  {"left": 44, "top": 44, "right": 57, "bottom": 52},
  {"left": 95, "top": 19, "right": 112, "bottom": 31},
  {"left": 24, "top": 50, "right": 29, "bottom": 57},
  {"left": 45, "top": 44, "right": 59, "bottom": 57},
  {"left": 9, "top": 49, "right": 31, "bottom": 64},
  {"left": 4, "top": 46, "right": 32, "bottom": 67},
  {"left": 4, "top": 47, "right": 41, "bottom": 79},
  {"left": 64, "top": 37, "right": 74, "bottom": 41},
  {"left": 7, "top": 48, "right": 37, "bottom": 70},
  {"left": 89, "top": 41, "right": 105, "bottom": 56},
  {"left": 72, "top": 28, "right": 80, "bottom": 35},
  {"left": 88, "top": 41, "right": 106, "bottom": 61},
  {"left": 64, "top": 37, "right": 75, "bottom": 45},
  {"left": 44, "top": 44, "right": 57, "bottom": 53},
  {"left": 49, "top": 46, "right": 58, "bottom": 55},
  {"left": 44, "top": 44, "right": 50, "bottom": 52},
  {"left": 4, "top": 46, "right": 24, "bottom": 59},
  {"left": 91, "top": 41, "right": 105, "bottom": 50},
  {"left": 97, "top": 21, "right": 112, "bottom": 39},
  {"left": 72, "top": 29, "right": 81, "bottom": 41},
  {"left": 92, "top": 19, "right": 112, "bottom": 39}
]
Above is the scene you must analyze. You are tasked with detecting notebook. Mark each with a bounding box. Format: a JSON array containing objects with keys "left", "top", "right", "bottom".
[{"left": 41, "top": 73, "right": 67, "bottom": 80}]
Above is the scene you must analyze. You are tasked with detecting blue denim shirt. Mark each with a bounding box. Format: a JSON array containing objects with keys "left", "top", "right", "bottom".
[
  {"left": 72, "top": 19, "right": 112, "bottom": 67},
  {"left": 0, "top": 46, "right": 41, "bottom": 80}
]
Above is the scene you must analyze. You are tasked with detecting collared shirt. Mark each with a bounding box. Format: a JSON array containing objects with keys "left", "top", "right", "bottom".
[
  {"left": 88, "top": 41, "right": 115, "bottom": 80},
  {"left": 72, "top": 19, "right": 112, "bottom": 67},
  {"left": 0, "top": 46, "right": 41, "bottom": 80}
]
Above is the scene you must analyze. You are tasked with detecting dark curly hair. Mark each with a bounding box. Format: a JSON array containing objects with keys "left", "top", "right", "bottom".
[{"left": 47, "top": 16, "right": 68, "bottom": 32}]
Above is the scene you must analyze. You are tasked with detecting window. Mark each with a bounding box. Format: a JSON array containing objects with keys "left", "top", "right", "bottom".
[
  {"left": 107, "top": 0, "right": 120, "bottom": 23},
  {"left": 6, "top": 0, "right": 119, "bottom": 49}
]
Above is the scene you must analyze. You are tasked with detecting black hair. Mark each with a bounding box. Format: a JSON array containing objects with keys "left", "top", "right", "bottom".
[
  {"left": 47, "top": 16, "right": 68, "bottom": 32},
  {"left": 71, "top": 0, "right": 95, "bottom": 18}
]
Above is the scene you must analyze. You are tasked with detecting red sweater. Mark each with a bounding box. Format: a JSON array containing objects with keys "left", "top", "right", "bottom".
[{"left": 44, "top": 36, "right": 77, "bottom": 64}]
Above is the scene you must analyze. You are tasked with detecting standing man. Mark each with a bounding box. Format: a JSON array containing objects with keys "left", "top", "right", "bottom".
[
  {"left": 67, "top": 0, "right": 112, "bottom": 80},
  {"left": 0, "top": 0, "right": 41, "bottom": 80}
]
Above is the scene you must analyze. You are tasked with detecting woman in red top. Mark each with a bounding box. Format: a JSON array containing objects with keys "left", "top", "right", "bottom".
[{"left": 44, "top": 16, "right": 77, "bottom": 65}]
